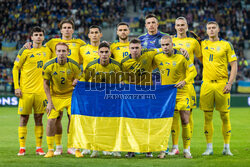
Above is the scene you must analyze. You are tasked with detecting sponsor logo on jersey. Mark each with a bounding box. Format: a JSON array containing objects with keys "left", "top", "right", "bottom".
[
  {"left": 53, "top": 72, "right": 57, "bottom": 75},
  {"left": 116, "top": 47, "right": 120, "bottom": 50},
  {"left": 30, "top": 54, "right": 35, "bottom": 58},
  {"left": 204, "top": 47, "right": 208, "bottom": 50},
  {"left": 86, "top": 51, "right": 90, "bottom": 54},
  {"left": 160, "top": 62, "right": 163, "bottom": 66}
]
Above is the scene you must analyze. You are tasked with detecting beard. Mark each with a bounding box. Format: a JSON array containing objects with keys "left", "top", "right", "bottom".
[{"left": 119, "top": 36, "right": 128, "bottom": 41}]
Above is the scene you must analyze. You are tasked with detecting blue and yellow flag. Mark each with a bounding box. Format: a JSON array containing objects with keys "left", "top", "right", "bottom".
[
  {"left": 70, "top": 82, "right": 177, "bottom": 152},
  {"left": 237, "top": 80, "right": 250, "bottom": 93}
]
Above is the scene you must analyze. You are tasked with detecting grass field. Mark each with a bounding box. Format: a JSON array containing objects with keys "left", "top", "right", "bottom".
[{"left": 0, "top": 107, "right": 250, "bottom": 167}]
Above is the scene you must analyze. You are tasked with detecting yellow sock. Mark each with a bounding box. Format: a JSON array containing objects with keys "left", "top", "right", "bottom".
[
  {"left": 220, "top": 112, "right": 231, "bottom": 144},
  {"left": 35, "top": 126, "right": 43, "bottom": 148},
  {"left": 47, "top": 136, "right": 55, "bottom": 150},
  {"left": 171, "top": 110, "right": 180, "bottom": 145},
  {"left": 189, "top": 111, "right": 193, "bottom": 139},
  {"left": 55, "top": 134, "right": 62, "bottom": 146},
  {"left": 18, "top": 126, "right": 27, "bottom": 148},
  {"left": 67, "top": 133, "right": 73, "bottom": 148},
  {"left": 182, "top": 123, "right": 191, "bottom": 149},
  {"left": 204, "top": 112, "right": 213, "bottom": 143}
]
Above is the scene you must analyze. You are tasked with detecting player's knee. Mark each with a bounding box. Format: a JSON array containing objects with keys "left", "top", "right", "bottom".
[
  {"left": 20, "top": 115, "right": 29, "bottom": 126},
  {"left": 220, "top": 112, "right": 230, "bottom": 124},
  {"left": 34, "top": 114, "right": 43, "bottom": 126},
  {"left": 47, "top": 118, "right": 57, "bottom": 127},
  {"left": 204, "top": 111, "right": 213, "bottom": 122}
]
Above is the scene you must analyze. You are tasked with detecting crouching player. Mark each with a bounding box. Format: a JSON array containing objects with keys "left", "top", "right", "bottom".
[
  {"left": 154, "top": 35, "right": 197, "bottom": 159},
  {"left": 43, "top": 42, "right": 81, "bottom": 158},
  {"left": 80, "top": 41, "right": 122, "bottom": 157}
]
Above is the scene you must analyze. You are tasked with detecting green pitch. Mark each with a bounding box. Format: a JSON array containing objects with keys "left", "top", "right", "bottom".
[{"left": 0, "top": 107, "right": 250, "bottom": 167}]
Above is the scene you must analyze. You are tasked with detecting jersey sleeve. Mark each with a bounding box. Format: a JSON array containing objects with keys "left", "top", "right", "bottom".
[
  {"left": 42, "top": 64, "right": 52, "bottom": 80},
  {"left": 184, "top": 59, "right": 197, "bottom": 83},
  {"left": 73, "top": 63, "right": 82, "bottom": 80},
  {"left": 194, "top": 40, "right": 202, "bottom": 58},
  {"left": 79, "top": 39, "right": 86, "bottom": 47},
  {"left": 12, "top": 49, "right": 28, "bottom": 89},
  {"left": 226, "top": 42, "right": 237, "bottom": 62}
]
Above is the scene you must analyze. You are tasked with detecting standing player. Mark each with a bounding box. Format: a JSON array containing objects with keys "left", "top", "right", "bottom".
[
  {"left": 121, "top": 39, "right": 159, "bottom": 158},
  {"left": 110, "top": 22, "right": 130, "bottom": 63},
  {"left": 154, "top": 35, "right": 197, "bottom": 159},
  {"left": 200, "top": 21, "right": 237, "bottom": 156},
  {"left": 13, "top": 26, "right": 51, "bottom": 156},
  {"left": 168, "top": 17, "right": 201, "bottom": 155},
  {"left": 24, "top": 19, "right": 86, "bottom": 155},
  {"left": 138, "top": 14, "right": 169, "bottom": 49},
  {"left": 43, "top": 42, "right": 82, "bottom": 158},
  {"left": 80, "top": 25, "right": 102, "bottom": 71},
  {"left": 81, "top": 41, "right": 122, "bottom": 158}
]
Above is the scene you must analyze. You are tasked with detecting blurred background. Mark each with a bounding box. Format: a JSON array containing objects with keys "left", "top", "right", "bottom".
[{"left": 0, "top": 0, "right": 249, "bottom": 107}]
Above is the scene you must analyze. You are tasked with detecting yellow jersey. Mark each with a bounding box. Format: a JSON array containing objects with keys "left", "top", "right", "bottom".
[
  {"left": 80, "top": 43, "right": 99, "bottom": 70},
  {"left": 201, "top": 39, "right": 237, "bottom": 81},
  {"left": 121, "top": 49, "right": 158, "bottom": 85},
  {"left": 46, "top": 38, "right": 86, "bottom": 64},
  {"left": 42, "top": 57, "right": 81, "bottom": 98},
  {"left": 81, "top": 58, "right": 122, "bottom": 83},
  {"left": 110, "top": 41, "right": 130, "bottom": 63},
  {"left": 13, "top": 46, "right": 51, "bottom": 93},
  {"left": 173, "top": 35, "right": 201, "bottom": 83},
  {"left": 153, "top": 49, "right": 197, "bottom": 93}
]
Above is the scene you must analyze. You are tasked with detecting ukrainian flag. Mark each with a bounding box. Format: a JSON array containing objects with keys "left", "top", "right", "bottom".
[
  {"left": 237, "top": 80, "right": 250, "bottom": 93},
  {"left": 70, "top": 82, "right": 177, "bottom": 152}
]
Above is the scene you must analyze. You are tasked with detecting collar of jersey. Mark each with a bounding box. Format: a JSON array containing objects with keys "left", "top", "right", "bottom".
[
  {"left": 55, "top": 57, "right": 69, "bottom": 63},
  {"left": 98, "top": 58, "right": 111, "bottom": 64}
]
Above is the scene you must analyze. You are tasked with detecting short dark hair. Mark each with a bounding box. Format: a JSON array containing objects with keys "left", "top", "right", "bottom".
[
  {"left": 99, "top": 41, "right": 110, "bottom": 50},
  {"left": 130, "top": 38, "right": 141, "bottom": 45},
  {"left": 145, "top": 14, "right": 158, "bottom": 22},
  {"left": 89, "top": 25, "right": 102, "bottom": 33},
  {"left": 55, "top": 42, "right": 69, "bottom": 51},
  {"left": 30, "top": 26, "right": 45, "bottom": 36},
  {"left": 117, "top": 22, "right": 130, "bottom": 29},
  {"left": 59, "top": 19, "right": 75, "bottom": 30}
]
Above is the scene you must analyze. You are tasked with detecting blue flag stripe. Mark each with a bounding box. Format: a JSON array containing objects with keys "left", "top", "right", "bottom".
[{"left": 71, "top": 82, "right": 177, "bottom": 119}]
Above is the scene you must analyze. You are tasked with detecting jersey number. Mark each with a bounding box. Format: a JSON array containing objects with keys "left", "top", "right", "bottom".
[
  {"left": 123, "top": 52, "right": 129, "bottom": 58},
  {"left": 68, "top": 49, "right": 71, "bottom": 56},
  {"left": 37, "top": 61, "right": 43, "bottom": 68},
  {"left": 166, "top": 68, "right": 170, "bottom": 76},
  {"left": 209, "top": 54, "right": 213, "bottom": 61},
  {"left": 61, "top": 77, "right": 65, "bottom": 84}
]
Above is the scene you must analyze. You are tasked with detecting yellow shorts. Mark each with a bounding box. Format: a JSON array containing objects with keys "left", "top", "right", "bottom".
[
  {"left": 47, "top": 96, "right": 71, "bottom": 119},
  {"left": 200, "top": 81, "right": 230, "bottom": 112},
  {"left": 175, "top": 92, "right": 190, "bottom": 111},
  {"left": 187, "top": 84, "right": 196, "bottom": 109},
  {"left": 18, "top": 93, "right": 47, "bottom": 115}
]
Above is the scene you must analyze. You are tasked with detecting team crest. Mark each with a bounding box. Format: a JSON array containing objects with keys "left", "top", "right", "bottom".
[
  {"left": 186, "top": 43, "right": 190, "bottom": 48},
  {"left": 67, "top": 69, "right": 71, "bottom": 74},
  {"left": 172, "top": 61, "right": 176, "bottom": 66},
  {"left": 216, "top": 46, "right": 221, "bottom": 51},
  {"left": 19, "top": 107, "right": 23, "bottom": 112},
  {"left": 72, "top": 43, "right": 76, "bottom": 47},
  {"left": 142, "top": 59, "right": 147, "bottom": 65},
  {"left": 43, "top": 52, "right": 46, "bottom": 57}
]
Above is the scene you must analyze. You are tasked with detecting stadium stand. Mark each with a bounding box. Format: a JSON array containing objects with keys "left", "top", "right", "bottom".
[{"left": 0, "top": 0, "right": 249, "bottom": 94}]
